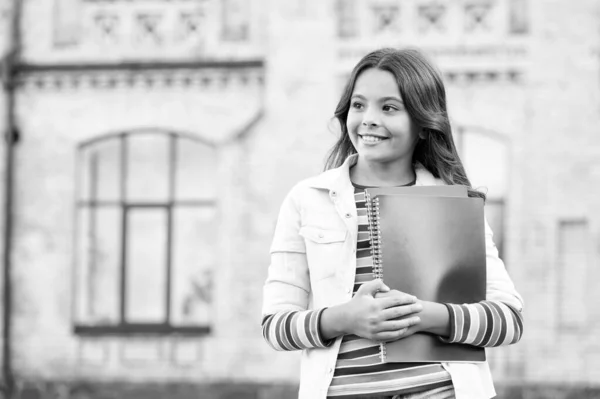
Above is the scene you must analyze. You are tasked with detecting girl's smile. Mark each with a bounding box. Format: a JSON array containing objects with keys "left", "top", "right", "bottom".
[{"left": 358, "top": 133, "right": 389, "bottom": 144}]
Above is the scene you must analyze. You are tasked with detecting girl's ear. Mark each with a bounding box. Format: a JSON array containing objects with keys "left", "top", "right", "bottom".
[{"left": 419, "top": 130, "right": 426, "bottom": 140}]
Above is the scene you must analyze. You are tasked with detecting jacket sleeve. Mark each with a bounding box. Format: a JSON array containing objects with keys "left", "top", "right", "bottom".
[
  {"left": 442, "top": 215, "right": 524, "bottom": 347},
  {"left": 261, "top": 185, "right": 333, "bottom": 351}
]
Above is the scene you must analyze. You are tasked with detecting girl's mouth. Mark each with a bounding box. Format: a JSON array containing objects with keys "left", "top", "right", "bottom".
[{"left": 359, "top": 134, "right": 388, "bottom": 144}]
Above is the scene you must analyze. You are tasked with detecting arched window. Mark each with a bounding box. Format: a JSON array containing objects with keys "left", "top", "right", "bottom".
[
  {"left": 455, "top": 126, "right": 509, "bottom": 258},
  {"left": 73, "top": 130, "right": 217, "bottom": 335}
]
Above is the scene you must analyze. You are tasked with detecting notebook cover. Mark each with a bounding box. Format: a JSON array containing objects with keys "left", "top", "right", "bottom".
[
  {"left": 373, "top": 194, "right": 486, "bottom": 363},
  {"left": 366, "top": 185, "right": 468, "bottom": 198}
]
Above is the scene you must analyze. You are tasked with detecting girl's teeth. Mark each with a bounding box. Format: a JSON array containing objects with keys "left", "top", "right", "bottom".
[{"left": 362, "top": 136, "right": 383, "bottom": 142}]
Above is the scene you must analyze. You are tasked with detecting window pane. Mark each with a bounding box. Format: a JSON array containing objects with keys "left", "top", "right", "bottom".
[
  {"left": 175, "top": 138, "right": 217, "bottom": 201},
  {"left": 80, "top": 138, "right": 122, "bottom": 202},
  {"left": 127, "top": 134, "right": 170, "bottom": 202},
  {"left": 171, "top": 206, "right": 216, "bottom": 326},
  {"left": 125, "top": 208, "right": 168, "bottom": 323},
  {"left": 75, "top": 206, "right": 122, "bottom": 324}
]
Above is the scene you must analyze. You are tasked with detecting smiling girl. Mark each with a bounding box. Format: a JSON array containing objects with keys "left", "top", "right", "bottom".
[{"left": 262, "top": 48, "right": 524, "bottom": 399}]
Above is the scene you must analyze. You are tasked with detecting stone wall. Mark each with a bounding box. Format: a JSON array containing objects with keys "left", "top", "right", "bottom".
[{"left": 1, "top": 0, "right": 600, "bottom": 393}]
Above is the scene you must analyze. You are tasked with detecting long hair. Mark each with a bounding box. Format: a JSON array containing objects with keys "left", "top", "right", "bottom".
[{"left": 325, "top": 48, "right": 485, "bottom": 201}]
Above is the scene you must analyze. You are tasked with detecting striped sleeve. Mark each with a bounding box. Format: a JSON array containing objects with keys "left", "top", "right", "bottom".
[
  {"left": 261, "top": 308, "right": 334, "bottom": 351},
  {"left": 442, "top": 300, "right": 524, "bottom": 347}
]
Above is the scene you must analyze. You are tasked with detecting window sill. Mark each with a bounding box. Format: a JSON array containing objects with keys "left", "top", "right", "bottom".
[{"left": 73, "top": 323, "right": 211, "bottom": 336}]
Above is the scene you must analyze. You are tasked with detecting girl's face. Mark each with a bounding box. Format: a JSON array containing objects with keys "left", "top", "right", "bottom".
[{"left": 346, "top": 68, "right": 420, "bottom": 167}]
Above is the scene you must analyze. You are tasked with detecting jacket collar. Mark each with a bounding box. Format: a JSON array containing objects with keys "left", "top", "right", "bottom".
[{"left": 306, "top": 153, "right": 442, "bottom": 191}]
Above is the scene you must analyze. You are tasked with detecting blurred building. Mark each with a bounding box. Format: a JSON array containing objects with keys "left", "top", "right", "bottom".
[{"left": 0, "top": 0, "right": 599, "bottom": 398}]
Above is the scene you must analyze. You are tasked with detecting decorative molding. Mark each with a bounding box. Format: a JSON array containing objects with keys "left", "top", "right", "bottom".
[
  {"left": 418, "top": 3, "right": 446, "bottom": 34},
  {"left": 178, "top": 11, "right": 204, "bottom": 41},
  {"left": 370, "top": 3, "right": 401, "bottom": 34},
  {"left": 464, "top": 1, "right": 495, "bottom": 33},
  {"left": 135, "top": 12, "right": 164, "bottom": 44},
  {"left": 336, "top": 0, "right": 529, "bottom": 41},
  {"left": 83, "top": 0, "right": 200, "bottom": 2},
  {"left": 52, "top": 0, "right": 260, "bottom": 59},
  {"left": 94, "top": 12, "right": 120, "bottom": 42},
  {"left": 16, "top": 60, "right": 265, "bottom": 91},
  {"left": 444, "top": 69, "right": 523, "bottom": 84},
  {"left": 337, "top": 45, "right": 529, "bottom": 78}
]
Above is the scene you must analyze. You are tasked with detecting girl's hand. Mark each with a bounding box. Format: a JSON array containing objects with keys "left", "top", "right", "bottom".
[
  {"left": 374, "top": 294, "right": 452, "bottom": 340},
  {"left": 375, "top": 290, "right": 425, "bottom": 341},
  {"left": 341, "top": 279, "right": 423, "bottom": 342}
]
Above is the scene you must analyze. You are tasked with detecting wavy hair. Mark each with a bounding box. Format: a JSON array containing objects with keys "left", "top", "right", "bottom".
[{"left": 325, "top": 48, "right": 485, "bottom": 201}]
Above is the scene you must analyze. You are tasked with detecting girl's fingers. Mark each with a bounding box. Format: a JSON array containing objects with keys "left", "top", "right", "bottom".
[
  {"left": 373, "top": 328, "right": 412, "bottom": 342},
  {"left": 378, "top": 292, "right": 417, "bottom": 309},
  {"left": 355, "top": 279, "right": 390, "bottom": 297},
  {"left": 375, "top": 316, "right": 421, "bottom": 333},
  {"left": 380, "top": 302, "right": 423, "bottom": 320},
  {"left": 374, "top": 329, "right": 406, "bottom": 342}
]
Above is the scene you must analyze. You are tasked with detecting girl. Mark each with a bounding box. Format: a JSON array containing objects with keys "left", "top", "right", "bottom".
[{"left": 262, "top": 48, "right": 524, "bottom": 399}]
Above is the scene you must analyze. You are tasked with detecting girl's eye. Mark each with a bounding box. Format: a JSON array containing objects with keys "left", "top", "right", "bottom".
[
  {"left": 351, "top": 101, "right": 363, "bottom": 109},
  {"left": 383, "top": 105, "right": 398, "bottom": 112}
]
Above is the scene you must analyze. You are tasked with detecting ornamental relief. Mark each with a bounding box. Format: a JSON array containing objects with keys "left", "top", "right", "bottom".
[
  {"left": 334, "top": 0, "right": 530, "bottom": 81},
  {"left": 335, "top": 0, "right": 529, "bottom": 40},
  {"left": 17, "top": 68, "right": 265, "bottom": 91},
  {"left": 418, "top": 3, "right": 447, "bottom": 34},
  {"left": 52, "top": 0, "right": 257, "bottom": 58}
]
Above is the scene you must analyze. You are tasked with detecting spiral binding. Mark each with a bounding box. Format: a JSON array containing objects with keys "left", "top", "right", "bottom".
[
  {"left": 365, "top": 191, "right": 383, "bottom": 280},
  {"left": 379, "top": 342, "right": 387, "bottom": 363},
  {"left": 366, "top": 190, "right": 387, "bottom": 363}
]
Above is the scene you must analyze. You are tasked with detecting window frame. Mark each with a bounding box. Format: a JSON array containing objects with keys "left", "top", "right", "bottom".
[{"left": 73, "top": 130, "right": 216, "bottom": 336}]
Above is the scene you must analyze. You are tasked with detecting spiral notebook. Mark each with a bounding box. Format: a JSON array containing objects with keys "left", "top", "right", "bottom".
[{"left": 364, "top": 186, "right": 486, "bottom": 363}]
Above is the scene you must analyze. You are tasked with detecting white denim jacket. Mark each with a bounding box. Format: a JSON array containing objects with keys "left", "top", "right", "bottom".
[{"left": 263, "top": 154, "right": 524, "bottom": 399}]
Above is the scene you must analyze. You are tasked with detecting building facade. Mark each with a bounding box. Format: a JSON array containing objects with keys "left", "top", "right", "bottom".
[{"left": 1, "top": 0, "right": 600, "bottom": 398}]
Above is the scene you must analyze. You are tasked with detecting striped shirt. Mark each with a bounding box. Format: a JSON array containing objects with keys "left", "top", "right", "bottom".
[
  {"left": 262, "top": 185, "right": 524, "bottom": 398},
  {"left": 326, "top": 186, "right": 452, "bottom": 398}
]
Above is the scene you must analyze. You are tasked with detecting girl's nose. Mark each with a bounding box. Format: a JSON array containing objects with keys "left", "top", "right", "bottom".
[{"left": 362, "top": 107, "right": 379, "bottom": 127}]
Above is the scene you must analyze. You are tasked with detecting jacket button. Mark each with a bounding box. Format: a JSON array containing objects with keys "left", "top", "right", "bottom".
[
  {"left": 331, "top": 191, "right": 337, "bottom": 197},
  {"left": 345, "top": 213, "right": 352, "bottom": 218},
  {"left": 318, "top": 233, "right": 324, "bottom": 238}
]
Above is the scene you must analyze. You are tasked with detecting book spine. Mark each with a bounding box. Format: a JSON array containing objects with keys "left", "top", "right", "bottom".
[{"left": 365, "top": 191, "right": 387, "bottom": 363}]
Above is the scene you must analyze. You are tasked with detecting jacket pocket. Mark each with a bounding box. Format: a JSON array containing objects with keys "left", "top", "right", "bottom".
[{"left": 299, "top": 226, "right": 347, "bottom": 281}]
